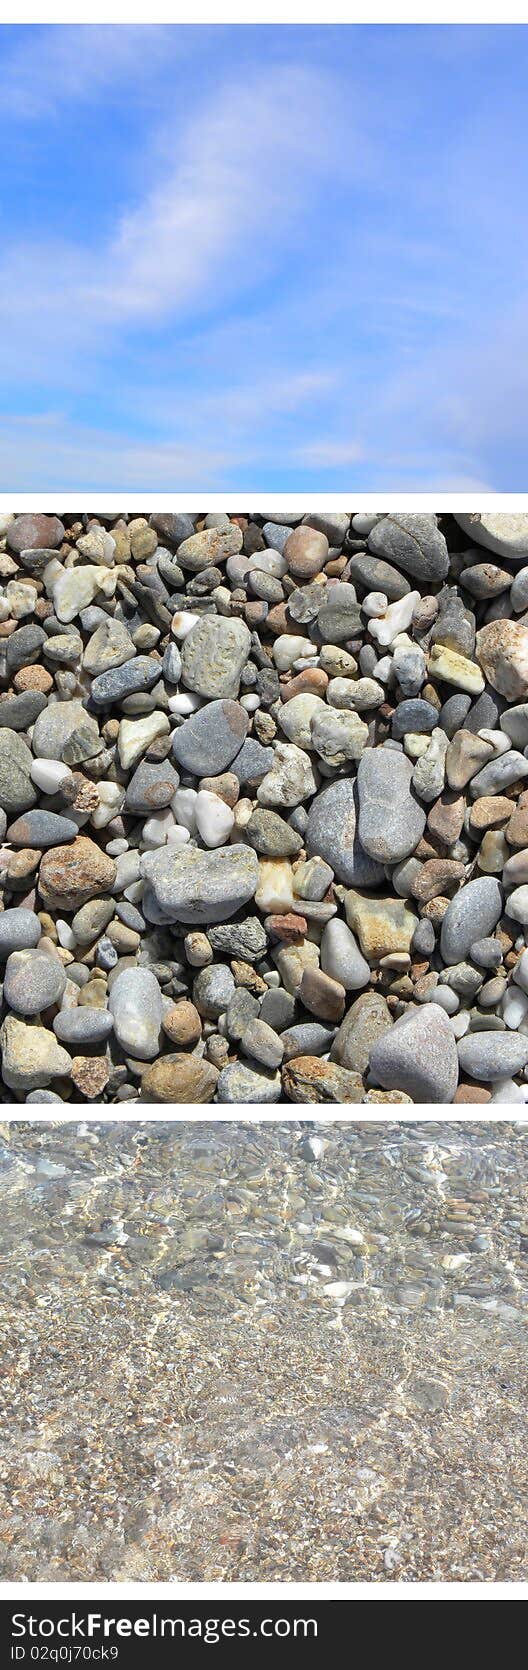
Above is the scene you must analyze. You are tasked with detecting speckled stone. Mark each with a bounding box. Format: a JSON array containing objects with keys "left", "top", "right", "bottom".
[
  {"left": 172, "top": 699, "right": 248, "bottom": 774},
  {"left": 141, "top": 843, "right": 259, "bottom": 926},
  {"left": 6, "top": 811, "right": 78, "bottom": 847},
  {"left": 306, "top": 778, "right": 384, "bottom": 887},
  {"left": 440, "top": 877, "right": 503, "bottom": 966},
  {"left": 3, "top": 948, "right": 67, "bottom": 1015},
  {"left": 215, "top": 1061, "right": 282, "bottom": 1102},
  {"left": 357, "top": 748, "right": 426, "bottom": 864},
  {"left": 0, "top": 908, "right": 41, "bottom": 960},
  {"left": 0, "top": 730, "right": 37, "bottom": 815},
  {"left": 181, "top": 616, "right": 251, "bottom": 699},
  {"left": 369, "top": 1002, "right": 459, "bottom": 1103},
  {"left": 108, "top": 968, "right": 163, "bottom": 1060},
  {"left": 53, "top": 1008, "right": 114, "bottom": 1045},
  {"left": 457, "top": 1031, "right": 528, "bottom": 1081}
]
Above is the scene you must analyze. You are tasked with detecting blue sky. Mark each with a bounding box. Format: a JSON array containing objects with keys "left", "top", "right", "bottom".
[{"left": 1, "top": 22, "right": 527, "bottom": 491}]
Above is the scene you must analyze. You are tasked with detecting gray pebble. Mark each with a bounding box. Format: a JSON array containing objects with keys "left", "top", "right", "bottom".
[
  {"left": 172, "top": 699, "right": 248, "bottom": 775},
  {"left": 441, "top": 876, "right": 503, "bottom": 965},
  {"left": 53, "top": 1008, "right": 114, "bottom": 1044},
  {"left": 457, "top": 1031, "right": 528, "bottom": 1080},
  {"left": 0, "top": 908, "right": 41, "bottom": 959},
  {"left": 4, "top": 948, "right": 67, "bottom": 1015},
  {"left": 369, "top": 1002, "right": 459, "bottom": 1102}
]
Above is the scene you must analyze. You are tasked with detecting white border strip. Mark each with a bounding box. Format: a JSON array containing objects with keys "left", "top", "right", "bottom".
[{"left": 2, "top": 493, "right": 528, "bottom": 511}]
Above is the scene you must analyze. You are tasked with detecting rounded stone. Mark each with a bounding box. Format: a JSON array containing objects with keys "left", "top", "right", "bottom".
[
  {"left": 7, "top": 514, "right": 64, "bottom": 553},
  {"left": 0, "top": 907, "right": 41, "bottom": 960},
  {"left": 3, "top": 948, "right": 67, "bottom": 1015},
  {"left": 39, "top": 838, "right": 117, "bottom": 912},
  {"left": 193, "top": 963, "right": 235, "bottom": 1019},
  {"left": 320, "top": 918, "right": 370, "bottom": 990},
  {"left": 369, "top": 1002, "right": 459, "bottom": 1102},
  {"left": 457, "top": 1031, "right": 528, "bottom": 1081},
  {"left": 306, "top": 778, "right": 384, "bottom": 887},
  {"left": 440, "top": 877, "right": 503, "bottom": 966},
  {"left": 89, "top": 657, "right": 162, "bottom": 707},
  {"left": 215, "top": 1061, "right": 282, "bottom": 1102},
  {"left": 0, "top": 730, "right": 37, "bottom": 816},
  {"left": 283, "top": 525, "right": 329, "bottom": 580},
  {"left": 6, "top": 810, "right": 78, "bottom": 847},
  {"left": 180, "top": 616, "right": 251, "bottom": 699},
  {"left": 53, "top": 1008, "right": 114, "bottom": 1045},
  {"left": 108, "top": 968, "right": 163, "bottom": 1060},
  {"left": 476, "top": 620, "right": 528, "bottom": 701},
  {"left": 357, "top": 748, "right": 426, "bottom": 864},
  {"left": 140, "top": 1055, "right": 219, "bottom": 1102},
  {"left": 455, "top": 512, "right": 528, "bottom": 562},
  {"left": 140, "top": 843, "right": 259, "bottom": 926},
  {"left": 368, "top": 514, "right": 449, "bottom": 582},
  {"left": 172, "top": 699, "right": 248, "bottom": 775}
]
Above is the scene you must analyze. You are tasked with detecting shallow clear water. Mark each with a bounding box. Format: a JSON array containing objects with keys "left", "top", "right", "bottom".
[{"left": 0, "top": 1120, "right": 526, "bottom": 1581}]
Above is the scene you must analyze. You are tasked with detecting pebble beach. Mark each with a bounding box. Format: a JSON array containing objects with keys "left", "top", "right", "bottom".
[{"left": 3, "top": 510, "right": 528, "bottom": 1103}]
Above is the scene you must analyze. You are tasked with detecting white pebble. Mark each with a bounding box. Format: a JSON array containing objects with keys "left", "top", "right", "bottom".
[
  {"left": 172, "top": 787, "right": 197, "bottom": 833},
  {"left": 369, "top": 591, "right": 420, "bottom": 648},
  {"left": 168, "top": 693, "right": 202, "bottom": 715},
  {"left": 240, "top": 694, "right": 260, "bottom": 712},
  {"left": 273, "top": 634, "right": 314, "bottom": 672},
  {"left": 501, "top": 986, "right": 528, "bottom": 1028},
  {"left": 30, "top": 758, "right": 74, "bottom": 794},
  {"left": 142, "top": 809, "right": 176, "bottom": 848},
  {"left": 166, "top": 824, "right": 191, "bottom": 847},
  {"left": 478, "top": 728, "right": 510, "bottom": 756},
  {"left": 56, "top": 919, "right": 77, "bottom": 951},
  {"left": 91, "top": 781, "right": 125, "bottom": 829},
  {"left": 362, "top": 591, "right": 388, "bottom": 618},
  {"left": 513, "top": 948, "right": 528, "bottom": 992},
  {"left": 195, "top": 789, "right": 235, "bottom": 848},
  {"left": 171, "top": 611, "right": 200, "bottom": 640}
]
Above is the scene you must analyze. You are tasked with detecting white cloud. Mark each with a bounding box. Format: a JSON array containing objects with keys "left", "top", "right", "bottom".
[
  {"left": 293, "top": 439, "right": 364, "bottom": 468},
  {"left": 0, "top": 61, "right": 350, "bottom": 387},
  {"left": 1, "top": 25, "right": 173, "bottom": 118},
  {"left": 0, "top": 413, "right": 231, "bottom": 491}
]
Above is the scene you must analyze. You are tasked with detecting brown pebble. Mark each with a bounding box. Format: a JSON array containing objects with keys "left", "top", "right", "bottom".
[
  {"left": 198, "top": 772, "right": 239, "bottom": 807},
  {"left": 162, "top": 1000, "right": 202, "bottom": 1047},
  {"left": 282, "top": 1055, "right": 363, "bottom": 1102},
  {"left": 266, "top": 602, "right": 291, "bottom": 635},
  {"left": 70, "top": 1056, "right": 110, "bottom": 1099},
  {"left": 411, "top": 859, "right": 465, "bottom": 904},
  {"left": 13, "top": 664, "right": 54, "bottom": 694},
  {"left": 6, "top": 848, "right": 41, "bottom": 884},
  {"left": 78, "top": 981, "right": 108, "bottom": 1009},
  {"left": 299, "top": 964, "right": 346, "bottom": 1022},
  {"left": 230, "top": 959, "right": 267, "bottom": 995},
  {"left": 453, "top": 1083, "right": 492, "bottom": 1103},
  {"left": 284, "top": 525, "right": 329, "bottom": 580},
  {"left": 470, "top": 795, "right": 513, "bottom": 832},
  {"left": 421, "top": 895, "right": 450, "bottom": 927},
  {"left": 427, "top": 790, "right": 465, "bottom": 846},
  {"left": 266, "top": 911, "right": 307, "bottom": 943},
  {"left": 140, "top": 1054, "right": 218, "bottom": 1103},
  {"left": 38, "top": 836, "right": 117, "bottom": 911},
  {"left": 506, "top": 797, "right": 528, "bottom": 847},
  {"left": 281, "top": 668, "right": 329, "bottom": 701}
]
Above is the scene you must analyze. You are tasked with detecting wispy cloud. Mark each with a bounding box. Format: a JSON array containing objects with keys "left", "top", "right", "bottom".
[
  {"left": 0, "top": 23, "right": 527, "bottom": 488},
  {"left": 0, "top": 24, "right": 173, "bottom": 117}
]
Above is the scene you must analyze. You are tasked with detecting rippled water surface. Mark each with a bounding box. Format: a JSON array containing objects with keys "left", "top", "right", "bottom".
[{"left": 0, "top": 1120, "right": 526, "bottom": 1581}]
